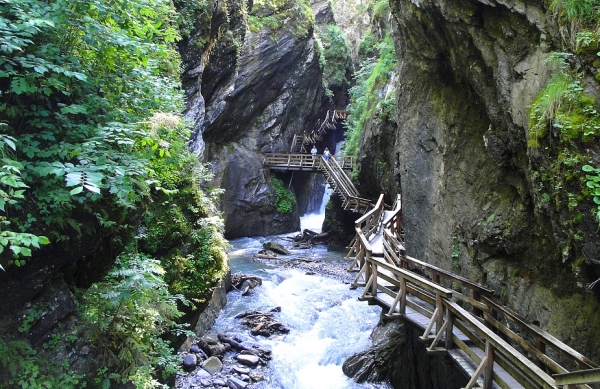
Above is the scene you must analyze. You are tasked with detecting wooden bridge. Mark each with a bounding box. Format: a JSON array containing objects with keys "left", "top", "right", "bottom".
[
  {"left": 346, "top": 194, "right": 600, "bottom": 389},
  {"left": 263, "top": 153, "right": 371, "bottom": 213}
]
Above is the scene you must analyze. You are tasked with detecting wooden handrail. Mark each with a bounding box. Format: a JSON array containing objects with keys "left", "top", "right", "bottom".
[
  {"left": 554, "top": 368, "right": 600, "bottom": 387},
  {"left": 445, "top": 300, "right": 557, "bottom": 389},
  {"left": 369, "top": 256, "right": 453, "bottom": 298},
  {"left": 482, "top": 296, "right": 599, "bottom": 371},
  {"left": 263, "top": 153, "right": 354, "bottom": 171},
  {"left": 349, "top": 193, "right": 599, "bottom": 388},
  {"left": 355, "top": 194, "right": 384, "bottom": 240}
]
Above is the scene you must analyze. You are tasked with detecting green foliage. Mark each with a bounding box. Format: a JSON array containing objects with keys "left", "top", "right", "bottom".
[
  {"left": 0, "top": 133, "right": 49, "bottom": 267},
  {"left": 358, "top": 30, "right": 378, "bottom": 61},
  {"left": 317, "top": 25, "right": 353, "bottom": 87},
  {"left": 270, "top": 177, "right": 296, "bottom": 214},
  {"left": 550, "top": 0, "right": 600, "bottom": 48},
  {"left": 0, "top": 0, "right": 183, "bottom": 265},
  {"left": 528, "top": 46, "right": 600, "bottom": 227},
  {"left": 528, "top": 72, "right": 572, "bottom": 147},
  {"left": 248, "top": 0, "right": 314, "bottom": 37},
  {"left": 166, "top": 217, "right": 228, "bottom": 304},
  {"left": 372, "top": 0, "right": 391, "bottom": 18},
  {"left": 136, "top": 114, "right": 228, "bottom": 306},
  {"left": 81, "top": 253, "right": 190, "bottom": 388},
  {"left": 0, "top": 338, "right": 86, "bottom": 388},
  {"left": 175, "top": 0, "right": 209, "bottom": 38},
  {"left": 344, "top": 35, "right": 397, "bottom": 156},
  {"left": 582, "top": 164, "right": 600, "bottom": 221}
]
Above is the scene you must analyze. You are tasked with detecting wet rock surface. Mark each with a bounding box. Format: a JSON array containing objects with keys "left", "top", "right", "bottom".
[
  {"left": 235, "top": 308, "right": 290, "bottom": 337},
  {"left": 251, "top": 244, "right": 355, "bottom": 284},
  {"left": 176, "top": 334, "right": 272, "bottom": 389}
]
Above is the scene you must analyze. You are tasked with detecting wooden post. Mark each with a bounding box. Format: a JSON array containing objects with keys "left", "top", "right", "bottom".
[
  {"left": 371, "top": 261, "right": 378, "bottom": 297},
  {"left": 483, "top": 340, "right": 494, "bottom": 389},
  {"left": 364, "top": 250, "right": 371, "bottom": 283},
  {"left": 399, "top": 276, "right": 407, "bottom": 315},
  {"left": 473, "top": 290, "right": 482, "bottom": 317},
  {"left": 535, "top": 338, "right": 546, "bottom": 370},
  {"left": 436, "top": 293, "right": 444, "bottom": 334},
  {"left": 445, "top": 311, "right": 454, "bottom": 350}
]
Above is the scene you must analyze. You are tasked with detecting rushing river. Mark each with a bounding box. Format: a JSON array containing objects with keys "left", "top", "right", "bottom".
[{"left": 204, "top": 205, "right": 391, "bottom": 389}]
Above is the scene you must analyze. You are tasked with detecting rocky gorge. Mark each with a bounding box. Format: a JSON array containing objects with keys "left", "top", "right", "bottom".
[
  {"left": 180, "top": 0, "right": 600, "bottom": 384},
  {"left": 2, "top": 0, "right": 600, "bottom": 386}
]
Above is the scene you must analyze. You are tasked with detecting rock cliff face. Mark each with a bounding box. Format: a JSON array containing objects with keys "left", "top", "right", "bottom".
[
  {"left": 356, "top": 0, "right": 600, "bottom": 364},
  {"left": 180, "top": 0, "right": 329, "bottom": 238}
]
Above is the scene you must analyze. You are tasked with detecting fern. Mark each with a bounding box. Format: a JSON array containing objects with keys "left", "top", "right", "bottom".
[{"left": 82, "top": 253, "right": 191, "bottom": 386}]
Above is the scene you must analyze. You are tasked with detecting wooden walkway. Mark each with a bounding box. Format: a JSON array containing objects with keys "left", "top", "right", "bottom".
[
  {"left": 346, "top": 194, "right": 600, "bottom": 389},
  {"left": 263, "top": 153, "right": 371, "bottom": 213}
]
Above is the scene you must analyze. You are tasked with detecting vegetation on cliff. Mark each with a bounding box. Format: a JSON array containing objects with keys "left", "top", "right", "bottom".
[
  {"left": 0, "top": 0, "right": 228, "bottom": 386},
  {"left": 528, "top": 0, "right": 600, "bottom": 275},
  {"left": 344, "top": 34, "right": 396, "bottom": 158},
  {"left": 248, "top": 0, "right": 314, "bottom": 38},
  {"left": 271, "top": 176, "right": 297, "bottom": 214},
  {"left": 316, "top": 24, "right": 353, "bottom": 96}
]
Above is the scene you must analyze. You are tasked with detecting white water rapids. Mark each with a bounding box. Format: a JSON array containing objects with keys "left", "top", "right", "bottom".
[{"left": 206, "top": 191, "right": 391, "bottom": 389}]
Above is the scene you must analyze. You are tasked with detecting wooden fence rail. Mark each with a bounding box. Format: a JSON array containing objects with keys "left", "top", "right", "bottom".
[{"left": 348, "top": 193, "right": 600, "bottom": 389}]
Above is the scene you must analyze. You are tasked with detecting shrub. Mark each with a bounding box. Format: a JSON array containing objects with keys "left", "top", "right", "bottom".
[
  {"left": 81, "top": 253, "right": 190, "bottom": 387},
  {"left": 344, "top": 35, "right": 397, "bottom": 156},
  {"left": 271, "top": 177, "right": 296, "bottom": 214}
]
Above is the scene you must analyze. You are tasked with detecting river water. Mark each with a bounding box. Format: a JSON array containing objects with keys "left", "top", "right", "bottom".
[{"left": 205, "top": 206, "right": 391, "bottom": 389}]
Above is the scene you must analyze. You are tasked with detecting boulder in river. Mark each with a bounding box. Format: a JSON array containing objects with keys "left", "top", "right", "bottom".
[
  {"left": 235, "top": 309, "right": 290, "bottom": 337},
  {"left": 231, "top": 273, "right": 263, "bottom": 296},
  {"left": 182, "top": 353, "right": 197, "bottom": 371},
  {"left": 202, "top": 356, "right": 223, "bottom": 375},
  {"left": 197, "top": 336, "right": 226, "bottom": 359},
  {"left": 262, "top": 241, "right": 290, "bottom": 255}
]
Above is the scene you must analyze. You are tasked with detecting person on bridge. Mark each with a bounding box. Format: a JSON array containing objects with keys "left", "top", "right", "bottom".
[
  {"left": 311, "top": 145, "right": 317, "bottom": 156},
  {"left": 323, "top": 147, "right": 331, "bottom": 161}
]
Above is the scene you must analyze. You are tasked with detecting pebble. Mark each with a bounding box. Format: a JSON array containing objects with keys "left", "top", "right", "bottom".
[
  {"left": 195, "top": 369, "right": 212, "bottom": 379},
  {"left": 236, "top": 354, "right": 259, "bottom": 366},
  {"left": 232, "top": 365, "right": 250, "bottom": 374},
  {"left": 227, "top": 376, "right": 247, "bottom": 388}
]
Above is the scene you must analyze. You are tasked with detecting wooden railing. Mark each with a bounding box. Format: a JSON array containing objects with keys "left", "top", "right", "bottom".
[
  {"left": 263, "top": 153, "right": 321, "bottom": 170},
  {"left": 356, "top": 254, "right": 560, "bottom": 389},
  {"left": 349, "top": 193, "right": 600, "bottom": 389},
  {"left": 383, "top": 194, "right": 403, "bottom": 240},
  {"left": 356, "top": 193, "right": 385, "bottom": 240},
  {"left": 263, "top": 153, "right": 353, "bottom": 171},
  {"left": 346, "top": 194, "right": 385, "bottom": 271},
  {"left": 481, "top": 297, "right": 599, "bottom": 375},
  {"left": 335, "top": 155, "right": 355, "bottom": 170}
]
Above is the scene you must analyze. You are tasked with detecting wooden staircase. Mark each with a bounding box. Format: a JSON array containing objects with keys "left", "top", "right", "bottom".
[
  {"left": 290, "top": 134, "right": 306, "bottom": 153},
  {"left": 320, "top": 156, "right": 371, "bottom": 213}
]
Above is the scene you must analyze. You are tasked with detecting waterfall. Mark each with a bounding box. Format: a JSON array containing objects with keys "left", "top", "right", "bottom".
[{"left": 301, "top": 186, "right": 333, "bottom": 233}]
